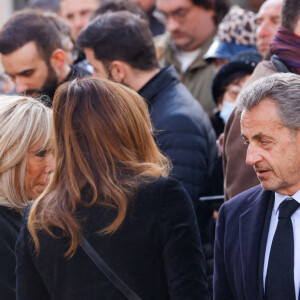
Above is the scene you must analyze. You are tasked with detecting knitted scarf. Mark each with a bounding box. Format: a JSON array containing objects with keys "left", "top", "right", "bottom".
[{"left": 270, "top": 26, "right": 300, "bottom": 75}]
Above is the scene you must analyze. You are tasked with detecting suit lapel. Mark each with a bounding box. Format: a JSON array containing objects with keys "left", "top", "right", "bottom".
[{"left": 239, "top": 190, "right": 273, "bottom": 300}]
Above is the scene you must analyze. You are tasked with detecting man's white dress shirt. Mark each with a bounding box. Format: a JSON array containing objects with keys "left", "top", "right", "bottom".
[{"left": 263, "top": 190, "right": 300, "bottom": 299}]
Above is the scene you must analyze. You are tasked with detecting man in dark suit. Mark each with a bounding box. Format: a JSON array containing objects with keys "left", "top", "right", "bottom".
[{"left": 214, "top": 73, "right": 300, "bottom": 300}]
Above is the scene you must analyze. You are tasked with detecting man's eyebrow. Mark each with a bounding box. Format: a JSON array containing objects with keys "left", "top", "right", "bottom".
[
  {"left": 17, "top": 69, "right": 35, "bottom": 76},
  {"left": 173, "top": 7, "right": 186, "bottom": 13},
  {"left": 160, "top": 6, "right": 186, "bottom": 14},
  {"left": 270, "top": 16, "right": 280, "bottom": 21},
  {"left": 242, "top": 133, "right": 273, "bottom": 140}
]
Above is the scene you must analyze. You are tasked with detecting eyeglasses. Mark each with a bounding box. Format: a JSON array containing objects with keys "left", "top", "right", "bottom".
[
  {"left": 225, "top": 84, "right": 243, "bottom": 100},
  {"left": 160, "top": 6, "right": 193, "bottom": 23}
]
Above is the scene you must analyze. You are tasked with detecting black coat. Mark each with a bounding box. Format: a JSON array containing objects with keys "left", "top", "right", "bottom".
[
  {"left": 139, "top": 66, "right": 218, "bottom": 244},
  {"left": 0, "top": 206, "right": 22, "bottom": 300},
  {"left": 16, "top": 177, "right": 210, "bottom": 300},
  {"left": 139, "top": 66, "right": 217, "bottom": 202}
]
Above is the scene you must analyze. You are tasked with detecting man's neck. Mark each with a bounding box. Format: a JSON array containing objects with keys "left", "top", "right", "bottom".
[
  {"left": 128, "top": 68, "right": 160, "bottom": 92},
  {"left": 58, "top": 64, "right": 71, "bottom": 83}
]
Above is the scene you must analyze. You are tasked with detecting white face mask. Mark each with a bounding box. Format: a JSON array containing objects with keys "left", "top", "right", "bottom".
[{"left": 220, "top": 101, "right": 235, "bottom": 123}]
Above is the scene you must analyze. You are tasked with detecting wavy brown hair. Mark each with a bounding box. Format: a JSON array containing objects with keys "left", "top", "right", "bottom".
[{"left": 28, "top": 78, "right": 170, "bottom": 257}]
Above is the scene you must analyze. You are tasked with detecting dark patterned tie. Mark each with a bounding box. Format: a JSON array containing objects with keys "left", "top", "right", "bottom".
[{"left": 265, "top": 198, "right": 300, "bottom": 300}]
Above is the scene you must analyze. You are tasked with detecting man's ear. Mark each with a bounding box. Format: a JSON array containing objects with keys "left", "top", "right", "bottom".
[
  {"left": 110, "top": 61, "right": 127, "bottom": 83},
  {"left": 50, "top": 49, "right": 66, "bottom": 70}
]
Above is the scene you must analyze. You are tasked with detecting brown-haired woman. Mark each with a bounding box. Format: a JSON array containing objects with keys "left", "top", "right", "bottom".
[{"left": 16, "top": 78, "right": 209, "bottom": 300}]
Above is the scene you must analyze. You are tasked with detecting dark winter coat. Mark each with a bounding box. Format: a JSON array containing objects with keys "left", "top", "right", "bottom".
[
  {"left": 16, "top": 177, "right": 210, "bottom": 300},
  {"left": 0, "top": 206, "right": 22, "bottom": 300},
  {"left": 139, "top": 66, "right": 218, "bottom": 243}
]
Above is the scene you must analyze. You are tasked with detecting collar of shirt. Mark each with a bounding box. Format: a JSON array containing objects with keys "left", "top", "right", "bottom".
[
  {"left": 264, "top": 190, "right": 300, "bottom": 299},
  {"left": 175, "top": 48, "right": 202, "bottom": 74},
  {"left": 274, "top": 190, "right": 300, "bottom": 214}
]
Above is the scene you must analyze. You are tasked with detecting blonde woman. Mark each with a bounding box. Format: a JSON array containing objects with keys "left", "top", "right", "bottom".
[
  {"left": 16, "top": 78, "right": 209, "bottom": 300},
  {"left": 0, "top": 95, "right": 53, "bottom": 300}
]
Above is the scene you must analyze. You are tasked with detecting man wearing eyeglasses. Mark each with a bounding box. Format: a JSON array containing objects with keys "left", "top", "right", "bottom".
[{"left": 157, "top": 0, "right": 230, "bottom": 114}]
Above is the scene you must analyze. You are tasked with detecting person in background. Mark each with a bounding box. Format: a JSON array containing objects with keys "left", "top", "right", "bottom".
[
  {"left": 16, "top": 77, "right": 210, "bottom": 300},
  {"left": 204, "top": 6, "right": 258, "bottom": 71},
  {"left": 0, "top": 10, "right": 90, "bottom": 106},
  {"left": 156, "top": 0, "right": 230, "bottom": 114},
  {"left": 214, "top": 73, "right": 300, "bottom": 300},
  {"left": 210, "top": 51, "right": 262, "bottom": 137},
  {"left": 255, "top": 0, "right": 283, "bottom": 58},
  {"left": 131, "top": 0, "right": 165, "bottom": 36},
  {"left": 0, "top": 95, "right": 53, "bottom": 300},
  {"left": 209, "top": 51, "right": 262, "bottom": 202},
  {"left": 59, "top": 0, "right": 99, "bottom": 71},
  {"left": 59, "top": 0, "right": 100, "bottom": 41}
]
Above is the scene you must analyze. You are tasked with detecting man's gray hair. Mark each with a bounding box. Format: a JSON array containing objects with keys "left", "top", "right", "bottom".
[{"left": 236, "top": 73, "right": 300, "bottom": 131}]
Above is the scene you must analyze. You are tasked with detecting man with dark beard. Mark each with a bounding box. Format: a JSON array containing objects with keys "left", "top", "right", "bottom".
[{"left": 0, "top": 10, "right": 89, "bottom": 106}]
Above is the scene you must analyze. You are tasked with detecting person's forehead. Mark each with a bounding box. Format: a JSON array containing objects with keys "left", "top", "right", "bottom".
[
  {"left": 241, "top": 99, "right": 280, "bottom": 131},
  {"left": 2, "top": 42, "right": 45, "bottom": 71},
  {"left": 257, "top": 0, "right": 282, "bottom": 18},
  {"left": 61, "top": 0, "right": 98, "bottom": 15},
  {"left": 157, "top": 0, "right": 193, "bottom": 12}
]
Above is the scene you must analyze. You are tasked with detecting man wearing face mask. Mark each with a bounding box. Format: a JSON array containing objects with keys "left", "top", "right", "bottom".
[
  {"left": 210, "top": 51, "right": 262, "bottom": 138},
  {"left": 208, "top": 51, "right": 262, "bottom": 198}
]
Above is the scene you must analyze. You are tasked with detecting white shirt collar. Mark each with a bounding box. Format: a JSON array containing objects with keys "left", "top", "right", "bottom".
[{"left": 274, "top": 190, "right": 300, "bottom": 214}]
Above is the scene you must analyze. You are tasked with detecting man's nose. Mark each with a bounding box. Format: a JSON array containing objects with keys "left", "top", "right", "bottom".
[
  {"left": 166, "top": 16, "right": 180, "bottom": 32},
  {"left": 15, "top": 78, "right": 28, "bottom": 95},
  {"left": 74, "top": 15, "right": 85, "bottom": 30},
  {"left": 245, "top": 143, "right": 263, "bottom": 166},
  {"left": 256, "top": 20, "right": 271, "bottom": 38}
]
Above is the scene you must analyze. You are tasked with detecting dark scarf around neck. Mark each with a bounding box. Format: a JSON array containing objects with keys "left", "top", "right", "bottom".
[{"left": 270, "top": 26, "right": 300, "bottom": 75}]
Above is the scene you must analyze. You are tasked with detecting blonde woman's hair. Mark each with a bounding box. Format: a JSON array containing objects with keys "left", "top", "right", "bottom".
[{"left": 0, "top": 95, "right": 53, "bottom": 212}]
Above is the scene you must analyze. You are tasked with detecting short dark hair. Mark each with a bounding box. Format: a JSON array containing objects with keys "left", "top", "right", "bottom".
[
  {"left": 193, "top": 0, "right": 230, "bottom": 25},
  {"left": 281, "top": 0, "right": 300, "bottom": 31},
  {"left": 0, "top": 10, "right": 62, "bottom": 62},
  {"left": 93, "top": 0, "right": 147, "bottom": 20},
  {"left": 77, "top": 11, "right": 159, "bottom": 71}
]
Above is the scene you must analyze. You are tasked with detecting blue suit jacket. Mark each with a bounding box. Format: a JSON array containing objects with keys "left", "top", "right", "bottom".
[{"left": 213, "top": 185, "right": 274, "bottom": 300}]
